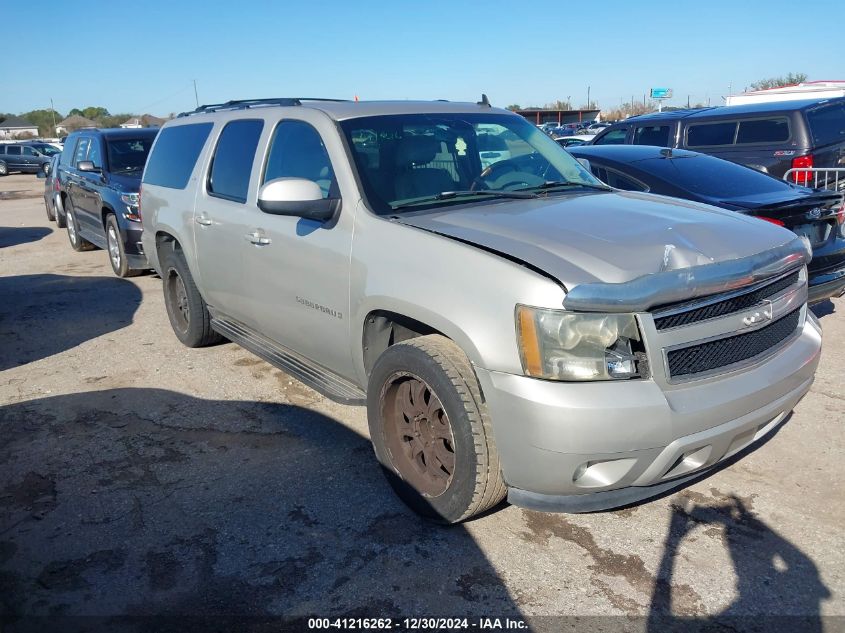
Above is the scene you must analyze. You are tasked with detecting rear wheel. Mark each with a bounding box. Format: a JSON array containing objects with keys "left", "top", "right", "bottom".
[
  {"left": 0, "top": 161, "right": 7, "bottom": 176},
  {"left": 105, "top": 215, "right": 141, "bottom": 278},
  {"left": 161, "top": 245, "right": 222, "bottom": 347},
  {"left": 368, "top": 335, "right": 506, "bottom": 523},
  {"left": 44, "top": 196, "right": 55, "bottom": 222},
  {"left": 65, "top": 201, "right": 94, "bottom": 252}
]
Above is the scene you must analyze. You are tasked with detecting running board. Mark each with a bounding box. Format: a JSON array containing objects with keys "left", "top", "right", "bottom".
[{"left": 210, "top": 316, "right": 366, "bottom": 405}]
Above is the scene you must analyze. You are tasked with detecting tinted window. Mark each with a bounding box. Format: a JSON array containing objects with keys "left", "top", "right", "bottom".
[
  {"left": 22, "top": 146, "right": 37, "bottom": 156},
  {"left": 591, "top": 166, "right": 648, "bottom": 191},
  {"left": 633, "top": 125, "right": 671, "bottom": 147},
  {"left": 143, "top": 122, "right": 213, "bottom": 189},
  {"left": 206, "top": 120, "right": 263, "bottom": 203},
  {"left": 736, "top": 118, "right": 790, "bottom": 144},
  {"left": 806, "top": 102, "right": 845, "bottom": 146},
  {"left": 5, "top": 146, "right": 21, "bottom": 156},
  {"left": 593, "top": 128, "right": 628, "bottom": 145},
  {"left": 107, "top": 137, "right": 155, "bottom": 174},
  {"left": 686, "top": 122, "right": 736, "bottom": 147},
  {"left": 73, "top": 138, "right": 90, "bottom": 165},
  {"left": 264, "top": 120, "right": 335, "bottom": 198},
  {"left": 641, "top": 154, "right": 788, "bottom": 197}
]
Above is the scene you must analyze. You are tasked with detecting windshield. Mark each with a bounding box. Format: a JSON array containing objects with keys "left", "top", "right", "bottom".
[
  {"left": 340, "top": 113, "right": 603, "bottom": 214},
  {"left": 30, "top": 144, "right": 60, "bottom": 156},
  {"left": 107, "top": 137, "right": 155, "bottom": 174},
  {"left": 639, "top": 153, "right": 790, "bottom": 198}
]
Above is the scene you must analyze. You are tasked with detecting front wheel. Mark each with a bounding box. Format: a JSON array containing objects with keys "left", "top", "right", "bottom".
[
  {"left": 367, "top": 335, "right": 506, "bottom": 523},
  {"left": 0, "top": 161, "right": 7, "bottom": 176},
  {"left": 44, "top": 197, "right": 56, "bottom": 222},
  {"left": 161, "top": 245, "right": 222, "bottom": 347},
  {"left": 105, "top": 215, "right": 141, "bottom": 278}
]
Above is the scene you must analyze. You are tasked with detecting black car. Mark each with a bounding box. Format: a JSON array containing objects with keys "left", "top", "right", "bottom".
[
  {"left": 0, "top": 142, "right": 53, "bottom": 175},
  {"left": 589, "top": 98, "right": 845, "bottom": 184},
  {"left": 568, "top": 145, "right": 845, "bottom": 303},
  {"left": 37, "top": 154, "right": 65, "bottom": 226},
  {"left": 56, "top": 128, "right": 158, "bottom": 277}
]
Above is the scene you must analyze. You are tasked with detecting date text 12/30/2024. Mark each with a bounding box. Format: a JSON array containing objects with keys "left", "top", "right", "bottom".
[{"left": 308, "top": 618, "right": 528, "bottom": 630}]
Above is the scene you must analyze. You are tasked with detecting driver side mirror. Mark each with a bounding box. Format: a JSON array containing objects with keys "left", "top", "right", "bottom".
[
  {"left": 77, "top": 160, "right": 101, "bottom": 173},
  {"left": 257, "top": 177, "right": 339, "bottom": 221}
]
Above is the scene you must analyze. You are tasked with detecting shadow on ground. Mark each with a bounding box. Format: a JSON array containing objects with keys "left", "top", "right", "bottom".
[
  {"left": 0, "top": 226, "right": 51, "bottom": 249},
  {"left": 810, "top": 299, "right": 836, "bottom": 319},
  {"left": 0, "top": 274, "right": 141, "bottom": 371},
  {"left": 0, "top": 388, "right": 520, "bottom": 632}
]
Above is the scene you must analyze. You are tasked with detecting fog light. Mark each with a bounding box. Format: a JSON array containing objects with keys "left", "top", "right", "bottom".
[{"left": 606, "top": 349, "right": 637, "bottom": 378}]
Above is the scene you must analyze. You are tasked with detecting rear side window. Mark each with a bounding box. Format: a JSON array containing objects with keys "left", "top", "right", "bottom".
[
  {"left": 143, "top": 122, "right": 213, "bottom": 189},
  {"left": 736, "top": 118, "right": 790, "bottom": 144},
  {"left": 806, "top": 102, "right": 845, "bottom": 147},
  {"left": 686, "top": 122, "right": 736, "bottom": 147},
  {"left": 591, "top": 165, "right": 649, "bottom": 191},
  {"left": 593, "top": 127, "right": 628, "bottom": 145},
  {"left": 633, "top": 125, "right": 671, "bottom": 147},
  {"left": 207, "top": 119, "right": 264, "bottom": 203},
  {"left": 5, "top": 146, "right": 21, "bottom": 156}
]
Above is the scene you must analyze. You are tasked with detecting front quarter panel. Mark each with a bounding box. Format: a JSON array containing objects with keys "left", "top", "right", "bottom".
[{"left": 350, "top": 202, "right": 566, "bottom": 385}]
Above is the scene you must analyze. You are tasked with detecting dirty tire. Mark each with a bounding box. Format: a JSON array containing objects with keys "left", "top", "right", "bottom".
[
  {"left": 105, "top": 214, "right": 141, "bottom": 278},
  {"left": 55, "top": 197, "right": 66, "bottom": 228},
  {"left": 0, "top": 161, "right": 7, "bottom": 176},
  {"left": 161, "top": 244, "right": 222, "bottom": 348},
  {"left": 368, "top": 334, "right": 506, "bottom": 523},
  {"left": 44, "top": 196, "right": 55, "bottom": 222},
  {"left": 65, "top": 201, "right": 94, "bottom": 252}
]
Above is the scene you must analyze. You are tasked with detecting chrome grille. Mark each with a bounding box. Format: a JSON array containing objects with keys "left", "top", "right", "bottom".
[
  {"left": 666, "top": 308, "right": 800, "bottom": 378},
  {"left": 654, "top": 271, "right": 799, "bottom": 331}
]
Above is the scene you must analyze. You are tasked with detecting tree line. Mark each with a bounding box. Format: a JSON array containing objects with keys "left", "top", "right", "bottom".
[{"left": 0, "top": 106, "right": 160, "bottom": 137}]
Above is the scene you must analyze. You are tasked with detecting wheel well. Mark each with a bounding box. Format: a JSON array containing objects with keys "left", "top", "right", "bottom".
[
  {"left": 101, "top": 206, "right": 115, "bottom": 228},
  {"left": 155, "top": 231, "right": 179, "bottom": 254},
  {"left": 362, "top": 311, "right": 442, "bottom": 376}
]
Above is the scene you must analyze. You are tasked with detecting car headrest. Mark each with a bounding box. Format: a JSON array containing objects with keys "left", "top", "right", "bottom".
[{"left": 395, "top": 137, "right": 440, "bottom": 167}]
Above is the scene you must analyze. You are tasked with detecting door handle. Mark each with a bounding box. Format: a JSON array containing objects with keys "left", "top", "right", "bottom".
[
  {"left": 195, "top": 214, "right": 213, "bottom": 226},
  {"left": 245, "top": 231, "right": 271, "bottom": 246}
]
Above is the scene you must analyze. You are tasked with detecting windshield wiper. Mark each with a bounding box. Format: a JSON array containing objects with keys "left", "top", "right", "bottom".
[
  {"left": 391, "top": 189, "right": 539, "bottom": 211},
  {"left": 518, "top": 181, "right": 611, "bottom": 193}
]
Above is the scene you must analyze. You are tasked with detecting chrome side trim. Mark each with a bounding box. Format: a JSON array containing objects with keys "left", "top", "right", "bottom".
[
  {"left": 211, "top": 315, "right": 366, "bottom": 405},
  {"left": 562, "top": 237, "right": 811, "bottom": 313}
]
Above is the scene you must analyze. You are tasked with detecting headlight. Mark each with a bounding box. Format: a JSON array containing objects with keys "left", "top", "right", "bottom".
[
  {"left": 516, "top": 305, "right": 644, "bottom": 381},
  {"left": 120, "top": 193, "right": 140, "bottom": 221}
]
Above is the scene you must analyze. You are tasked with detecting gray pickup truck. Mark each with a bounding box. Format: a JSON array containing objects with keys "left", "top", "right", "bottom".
[{"left": 140, "top": 98, "right": 822, "bottom": 523}]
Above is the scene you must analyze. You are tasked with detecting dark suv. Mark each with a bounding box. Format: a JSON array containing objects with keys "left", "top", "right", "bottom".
[
  {"left": 56, "top": 128, "right": 158, "bottom": 277},
  {"left": 0, "top": 142, "right": 54, "bottom": 175},
  {"left": 590, "top": 98, "right": 845, "bottom": 183}
]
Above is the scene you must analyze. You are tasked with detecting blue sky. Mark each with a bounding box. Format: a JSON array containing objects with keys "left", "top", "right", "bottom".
[{"left": 2, "top": 0, "right": 843, "bottom": 116}]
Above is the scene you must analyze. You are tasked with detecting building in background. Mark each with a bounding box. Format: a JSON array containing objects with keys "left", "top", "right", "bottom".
[
  {"left": 726, "top": 81, "right": 845, "bottom": 106},
  {"left": 0, "top": 116, "right": 39, "bottom": 139},
  {"left": 55, "top": 115, "right": 98, "bottom": 136},
  {"left": 120, "top": 114, "right": 167, "bottom": 129},
  {"left": 514, "top": 108, "right": 601, "bottom": 126}
]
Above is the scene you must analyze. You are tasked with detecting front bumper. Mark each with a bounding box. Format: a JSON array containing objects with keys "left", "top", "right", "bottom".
[
  {"left": 474, "top": 315, "right": 821, "bottom": 511},
  {"left": 122, "top": 223, "right": 149, "bottom": 270}
]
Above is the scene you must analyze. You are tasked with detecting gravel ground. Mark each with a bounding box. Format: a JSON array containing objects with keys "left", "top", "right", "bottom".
[{"left": 1, "top": 173, "right": 843, "bottom": 632}]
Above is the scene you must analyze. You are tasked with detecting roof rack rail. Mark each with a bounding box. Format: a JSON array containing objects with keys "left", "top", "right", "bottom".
[{"left": 177, "top": 97, "right": 349, "bottom": 118}]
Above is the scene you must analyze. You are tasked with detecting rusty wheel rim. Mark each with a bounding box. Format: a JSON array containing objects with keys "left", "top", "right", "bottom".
[{"left": 382, "top": 372, "right": 456, "bottom": 497}]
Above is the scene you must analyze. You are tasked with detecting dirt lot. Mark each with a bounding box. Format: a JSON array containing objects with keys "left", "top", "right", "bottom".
[{"left": 1, "top": 173, "right": 843, "bottom": 632}]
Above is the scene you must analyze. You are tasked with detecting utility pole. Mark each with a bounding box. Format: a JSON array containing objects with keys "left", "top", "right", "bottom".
[
  {"left": 687, "top": 94, "right": 690, "bottom": 108},
  {"left": 49, "top": 98, "right": 57, "bottom": 136},
  {"left": 193, "top": 80, "right": 199, "bottom": 108},
  {"left": 587, "top": 85, "right": 591, "bottom": 109}
]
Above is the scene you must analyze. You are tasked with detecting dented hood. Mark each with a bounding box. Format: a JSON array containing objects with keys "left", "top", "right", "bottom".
[{"left": 396, "top": 191, "right": 810, "bottom": 311}]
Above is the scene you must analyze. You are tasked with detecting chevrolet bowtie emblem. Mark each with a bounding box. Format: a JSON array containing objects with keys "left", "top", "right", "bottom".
[{"left": 742, "top": 301, "right": 773, "bottom": 327}]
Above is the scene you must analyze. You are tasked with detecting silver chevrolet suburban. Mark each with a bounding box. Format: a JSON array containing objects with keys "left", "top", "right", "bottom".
[{"left": 140, "top": 97, "right": 822, "bottom": 523}]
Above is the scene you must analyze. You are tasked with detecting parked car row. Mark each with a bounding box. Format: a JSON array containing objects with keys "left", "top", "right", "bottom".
[
  {"left": 38, "top": 97, "right": 836, "bottom": 523},
  {"left": 0, "top": 141, "right": 59, "bottom": 176},
  {"left": 588, "top": 97, "right": 845, "bottom": 182}
]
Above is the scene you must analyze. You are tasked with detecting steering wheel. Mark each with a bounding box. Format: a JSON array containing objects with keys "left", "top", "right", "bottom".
[{"left": 471, "top": 159, "right": 544, "bottom": 191}]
